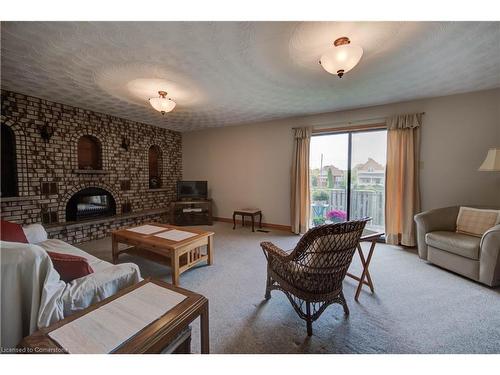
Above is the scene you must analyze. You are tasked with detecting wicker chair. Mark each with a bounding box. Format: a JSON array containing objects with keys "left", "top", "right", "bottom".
[{"left": 261, "top": 218, "right": 369, "bottom": 336}]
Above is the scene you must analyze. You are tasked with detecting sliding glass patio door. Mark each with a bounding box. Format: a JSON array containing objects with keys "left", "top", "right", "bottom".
[{"left": 310, "top": 129, "right": 387, "bottom": 232}]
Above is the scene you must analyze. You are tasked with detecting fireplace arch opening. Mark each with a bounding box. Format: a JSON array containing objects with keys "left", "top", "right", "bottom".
[{"left": 66, "top": 187, "right": 116, "bottom": 222}]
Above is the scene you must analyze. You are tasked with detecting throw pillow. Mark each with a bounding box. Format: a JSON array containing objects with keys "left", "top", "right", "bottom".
[
  {"left": 46, "top": 251, "right": 94, "bottom": 283},
  {"left": 0, "top": 220, "right": 28, "bottom": 243},
  {"left": 456, "top": 207, "right": 500, "bottom": 237}
]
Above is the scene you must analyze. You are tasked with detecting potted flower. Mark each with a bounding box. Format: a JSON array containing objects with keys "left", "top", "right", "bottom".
[{"left": 326, "top": 209, "right": 347, "bottom": 223}]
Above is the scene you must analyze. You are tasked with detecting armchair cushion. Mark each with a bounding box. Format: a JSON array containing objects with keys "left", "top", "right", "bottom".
[
  {"left": 426, "top": 231, "right": 481, "bottom": 260},
  {"left": 456, "top": 207, "right": 500, "bottom": 237}
]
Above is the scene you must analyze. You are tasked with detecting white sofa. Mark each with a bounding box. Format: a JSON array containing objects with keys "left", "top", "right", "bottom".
[{"left": 1, "top": 224, "right": 141, "bottom": 349}]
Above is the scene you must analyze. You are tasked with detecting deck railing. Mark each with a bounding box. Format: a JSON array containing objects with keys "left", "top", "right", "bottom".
[{"left": 311, "top": 188, "right": 385, "bottom": 229}]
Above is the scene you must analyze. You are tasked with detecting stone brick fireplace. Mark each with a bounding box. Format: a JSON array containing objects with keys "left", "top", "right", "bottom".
[
  {"left": 1, "top": 90, "right": 182, "bottom": 243},
  {"left": 65, "top": 187, "right": 116, "bottom": 222}
]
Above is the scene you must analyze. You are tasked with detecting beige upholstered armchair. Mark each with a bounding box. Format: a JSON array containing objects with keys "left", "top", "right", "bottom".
[
  {"left": 261, "top": 218, "right": 369, "bottom": 336},
  {"left": 414, "top": 206, "right": 500, "bottom": 287}
]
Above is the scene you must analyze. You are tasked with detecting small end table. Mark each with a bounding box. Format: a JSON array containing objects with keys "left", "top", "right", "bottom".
[{"left": 233, "top": 209, "right": 262, "bottom": 232}]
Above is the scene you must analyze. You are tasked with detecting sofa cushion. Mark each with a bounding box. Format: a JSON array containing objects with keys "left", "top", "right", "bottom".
[
  {"left": 425, "top": 231, "right": 481, "bottom": 260},
  {"left": 1, "top": 220, "right": 28, "bottom": 243},
  {"left": 46, "top": 251, "right": 94, "bottom": 283},
  {"left": 37, "top": 239, "right": 111, "bottom": 273},
  {"left": 456, "top": 206, "right": 500, "bottom": 237}
]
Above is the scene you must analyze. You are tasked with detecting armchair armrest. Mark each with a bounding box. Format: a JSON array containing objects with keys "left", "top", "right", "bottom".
[
  {"left": 260, "top": 241, "right": 290, "bottom": 262},
  {"left": 414, "top": 206, "right": 460, "bottom": 259},
  {"left": 479, "top": 224, "right": 500, "bottom": 287}
]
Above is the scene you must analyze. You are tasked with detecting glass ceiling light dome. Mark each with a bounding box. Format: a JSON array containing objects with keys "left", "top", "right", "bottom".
[
  {"left": 319, "top": 37, "right": 363, "bottom": 78},
  {"left": 149, "top": 90, "right": 176, "bottom": 114}
]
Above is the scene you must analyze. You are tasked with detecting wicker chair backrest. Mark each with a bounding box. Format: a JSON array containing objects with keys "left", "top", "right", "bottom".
[{"left": 287, "top": 218, "right": 369, "bottom": 294}]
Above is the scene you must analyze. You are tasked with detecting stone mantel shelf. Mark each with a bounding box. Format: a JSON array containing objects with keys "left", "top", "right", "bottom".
[
  {"left": 1, "top": 195, "right": 41, "bottom": 203},
  {"left": 45, "top": 207, "right": 169, "bottom": 232},
  {"left": 73, "top": 169, "right": 109, "bottom": 175},
  {"left": 147, "top": 188, "right": 170, "bottom": 192}
]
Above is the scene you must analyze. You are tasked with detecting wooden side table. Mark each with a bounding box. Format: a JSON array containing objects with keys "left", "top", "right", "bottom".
[
  {"left": 233, "top": 209, "right": 262, "bottom": 232},
  {"left": 19, "top": 279, "right": 210, "bottom": 354},
  {"left": 346, "top": 231, "right": 384, "bottom": 302}
]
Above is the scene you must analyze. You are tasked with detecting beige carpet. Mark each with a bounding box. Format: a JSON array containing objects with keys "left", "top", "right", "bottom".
[{"left": 79, "top": 222, "right": 500, "bottom": 354}]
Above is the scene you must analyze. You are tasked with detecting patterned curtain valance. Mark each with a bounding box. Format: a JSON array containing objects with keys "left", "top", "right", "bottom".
[
  {"left": 293, "top": 127, "right": 312, "bottom": 139},
  {"left": 386, "top": 113, "right": 423, "bottom": 130}
]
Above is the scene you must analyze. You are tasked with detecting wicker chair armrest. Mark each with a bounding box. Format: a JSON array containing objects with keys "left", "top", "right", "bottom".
[{"left": 260, "top": 241, "right": 290, "bottom": 262}]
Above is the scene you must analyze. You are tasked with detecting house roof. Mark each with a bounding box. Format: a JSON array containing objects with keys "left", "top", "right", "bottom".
[
  {"left": 322, "top": 165, "right": 344, "bottom": 176},
  {"left": 354, "top": 158, "right": 384, "bottom": 171}
]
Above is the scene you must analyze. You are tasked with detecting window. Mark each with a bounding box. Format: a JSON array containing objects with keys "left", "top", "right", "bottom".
[
  {"left": 148, "top": 145, "right": 162, "bottom": 189},
  {"left": 310, "top": 129, "right": 387, "bottom": 232},
  {"left": 77, "top": 135, "right": 102, "bottom": 170},
  {"left": 1, "top": 124, "right": 18, "bottom": 197}
]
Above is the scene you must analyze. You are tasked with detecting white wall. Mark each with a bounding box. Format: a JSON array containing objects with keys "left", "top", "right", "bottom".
[{"left": 183, "top": 89, "right": 500, "bottom": 226}]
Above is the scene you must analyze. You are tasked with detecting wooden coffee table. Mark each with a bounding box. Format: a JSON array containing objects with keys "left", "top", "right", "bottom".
[
  {"left": 112, "top": 223, "right": 214, "bottom": 286},
  {"left": 19, "top": 278, "right": 209, "bottom": 354}
]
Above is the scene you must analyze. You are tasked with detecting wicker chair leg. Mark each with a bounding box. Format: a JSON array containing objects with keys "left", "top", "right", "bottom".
[
  {"left": 306, "top": 302, "right": 313, "bottom": 336},
  {"left": 264, "top": 274, "right": 272, "bottom": 300},
  {"left": 339, "top": 291, "right": 349, "bottom": 315}
]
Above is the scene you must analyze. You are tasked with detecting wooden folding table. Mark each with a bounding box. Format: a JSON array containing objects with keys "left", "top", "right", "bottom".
[{"left": 346, "top": 230, "right": 384, "bottom": 301}]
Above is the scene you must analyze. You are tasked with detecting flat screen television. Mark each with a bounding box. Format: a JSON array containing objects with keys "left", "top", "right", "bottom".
[{"left": 177, "top": 181, "right": 208, "bottom": 200}]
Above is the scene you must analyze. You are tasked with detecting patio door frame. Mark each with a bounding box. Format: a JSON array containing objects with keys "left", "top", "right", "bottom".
[{"left": 311, "top": 123, "right": 387, "bottom": 222}]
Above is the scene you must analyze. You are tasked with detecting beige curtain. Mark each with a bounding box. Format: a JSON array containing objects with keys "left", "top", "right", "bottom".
[
  {"left": 291, "top": 127, "right": 311, "bottom": 234},
  {"left": 385, "top": 113, "right": 422, "bottom": 246}
]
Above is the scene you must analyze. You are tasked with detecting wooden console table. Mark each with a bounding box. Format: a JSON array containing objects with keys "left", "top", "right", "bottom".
[
  {"left": 19, "top": 279, "right": 210, "bottom": 354},
  {"left": 170, "top": 200, "right": 213, "bottom": 226},
  {"left": 346, "top": 230, "right": 384, "bottom": 302}
]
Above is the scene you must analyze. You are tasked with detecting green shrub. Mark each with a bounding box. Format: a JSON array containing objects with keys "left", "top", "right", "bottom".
[
  {"left": 312, "top": 216, "right": 326, "bottom": 226},
  {"left": 312, "top": 190, "right": 329, "bottom": 201}
]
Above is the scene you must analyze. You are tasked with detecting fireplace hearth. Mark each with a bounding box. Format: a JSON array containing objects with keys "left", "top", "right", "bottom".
[{"left": 66, "top": 187, "right": 116, "bottom": 222}]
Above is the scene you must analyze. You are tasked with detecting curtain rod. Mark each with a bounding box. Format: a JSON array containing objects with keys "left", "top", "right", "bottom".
[{"left": 292, "top": 112, "right": 425, "bottom": 130}]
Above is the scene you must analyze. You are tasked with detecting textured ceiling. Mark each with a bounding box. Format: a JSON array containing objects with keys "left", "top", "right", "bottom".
[{"left": 1, "top": 21, "right": 499, "bottom": 132}]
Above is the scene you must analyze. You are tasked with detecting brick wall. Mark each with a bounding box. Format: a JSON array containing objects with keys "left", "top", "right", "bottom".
[{"left": 1, "top": 89, "right": 182, "bottom": 242}]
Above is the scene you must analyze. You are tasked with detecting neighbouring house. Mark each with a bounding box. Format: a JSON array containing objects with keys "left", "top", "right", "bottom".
[
  {"left": 317, "top": 165, "right": 345, "bottom": 188},
  {"left": 354, "top": 158, "right": 385, "bottom": 186}
]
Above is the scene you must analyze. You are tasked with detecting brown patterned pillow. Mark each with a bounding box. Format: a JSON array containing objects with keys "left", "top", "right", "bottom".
[{"left": 456, "top": 207, "right": 500, "bottom": 237}]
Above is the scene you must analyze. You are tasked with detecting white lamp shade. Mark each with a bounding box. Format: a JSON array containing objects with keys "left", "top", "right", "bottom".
[
  {"left": 149, "top": 97, "right": 176, "bottom": 114},
  {"left": 479, "top": 148, "right": 500, "bottom": 171},
  {"left": 320, "top": 44, "right": 363, "bottom": 76}
]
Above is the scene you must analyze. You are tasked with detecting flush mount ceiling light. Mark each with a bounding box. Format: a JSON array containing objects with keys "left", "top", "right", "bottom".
[
  {"left": 319, "top": 37, "right": 363, "bottom": 78},
  {"left": 149, "top": 90, "right": 176, "bottom": 115}
]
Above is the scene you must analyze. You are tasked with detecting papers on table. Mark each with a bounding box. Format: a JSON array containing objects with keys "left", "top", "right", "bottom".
[
  {"left": 154, "top": 229, "right": 197, "bottom": 242},
  {"left": 48, "top": 282, "right": 187, "bottom": 354},
  {"left": 125, "top": 225, "right": 198, "bottom": 242},
  {"left": 126, "top": 224, "right": 166, "bottom": 235}
]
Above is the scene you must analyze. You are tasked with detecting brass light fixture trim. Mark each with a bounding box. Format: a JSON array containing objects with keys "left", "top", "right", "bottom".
[{"left": 333, "top": 37, "right": 351, "bottom": 47}]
